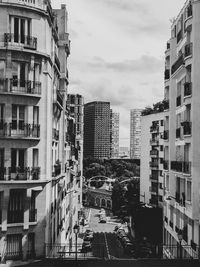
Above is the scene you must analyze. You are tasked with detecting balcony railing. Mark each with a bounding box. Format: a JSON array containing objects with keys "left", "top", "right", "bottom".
[
  {"left": 6, "top": 167, "right": 40, "bottom": 181},
  {"left": 7, "top": 209, "right": 24, "bottom": 224},
  {"left": 150, "top": 175, "right": 158, "bottom": 181},
  {"left": 171, "top": 55, "right": 184, "bottom": 75},
  {"left": 4, "top": 33, "right": 37, "bottom": 50},
  {"left": 176, "top": 95, "right": 181, "bottom": 107},
  {"left": 29, "top": 209, "right": 37, "bottom": 222},
  {"left": 184, "top": 82, "right": 192, "bottom": 97},
  {"left": 185, "top": 43, "right": 193, "bottom": 58},
  {"left": 0, "top": 122, "right": 40, "bottom": 138},
  {"left": 163, "top": 160, "right": 169, "bottom": 170},
  {"left": 176, "top": 127, "right": 181, "bottom": 138},
  {"left": 181, "top": 121, "right": 192, "bottom": 135},
  {"left": 163, "top": 130, "right": 169, "bottom": 140},
  {"left": 149, "top": 161, "right": 159, "bottom": 168},
  {"left": 171, "top": 161, "right": 191, "bottom": 174},
  {"left": 150, "top": 150, "right": 158, "bottom": 157},
  {"left": 52, "top": 128, "right": 59, "bottom": 141},
  {"left": 0, "top": 78, "right": 41, "bottom": 95},
  {"left": 164, "top": 69, "right": 170, "bottom": 80}
]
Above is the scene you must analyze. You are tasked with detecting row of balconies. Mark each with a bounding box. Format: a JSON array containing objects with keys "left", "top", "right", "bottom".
[
  {"left": 171, "top": 43, "right": 192, "bottom": 75},
  {"left": 0, "top": 208, "right": 37, "bottom": 224},
  {"left": 0, "top": 167, "right": 40, "bottom": 181},
  {"left": 0, "top": 122, "right": 40, "bottom": 138},
  {"left": 0, "top": 78, "right": 41, "bottom": 95}
]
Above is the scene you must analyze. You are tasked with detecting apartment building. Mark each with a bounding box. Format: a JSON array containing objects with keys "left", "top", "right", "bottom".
[
  {"left": 84, "top": 101, "right": 111, "bottom": 159},
  {"left": 140, "top": 112, "right": 164, "bottom": 207},
  {"left": 0, "top": 1, "right": 81, "bottom": 264},
  {"left": 110, "top": 111, "right": 119, "bottom": 158},
  {"left": 130, "top": 109, "right": 142, "bottom": 159},
  {"left": 163, "top": 0, "right": 200, "bottom": 258}
]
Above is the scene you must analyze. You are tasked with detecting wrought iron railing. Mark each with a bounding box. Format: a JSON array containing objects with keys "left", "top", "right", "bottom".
[
  {"left": 171, "top": 55, "right": 184, "bottom": 75},
  {"left": 4, "top": 33, "right": 37, "bottom": 50},
  {"left": 0, "top": 122, "right": 40, "bottom": 138}
]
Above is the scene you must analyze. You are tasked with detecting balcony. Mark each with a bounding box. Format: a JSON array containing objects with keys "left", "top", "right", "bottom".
[
  {"left": 150, "top": 125, "right": 159, "bottom": 133},
  {"left": 150, "top": 138, "right": 159, "bottom": 146},
  {"left": 163, "top": 130, "right": 169, "bottom": 140},
  {"left": 181, "top": 121, "right": 192, "bottom": 135},
  {"left": 5, "top": 167, "right": 40, "bottom": 181},
  {"left": 149, "top": 186, "right": 158, "bottom": 194},
  {"left": 149, "top": 161, "right": 159, "bottom": 168},
  {"left": 169, "top": 221, "right": 174, "bottom": 229},
  {"left": 171, "top": 161, "right": 191, "bottom": 174},
  {"left": 0, "top": 122, "right": 40, "bottom": 138},
  {"left": 4, "top": 33, "right": 37, "bottom": 50},
  {"left": 171, "top": 55, "right": 184, "bottom": 75},
  {"left": 163, "top": 160, "right": 169, "bottom": 170},
  {"left": 184, "top": 82, "right": 192, "bottom": 97},
  {"left": 150, "top": 175, "right": 158, "bottom": 181},
  {"left": 184, "top": 43, "right": 193, "bottom": 58},
  {"left": 164, "top": 69, "right": 170, "bottom": 80},
  {"left": 52, "top": 128, "right": 59, "bottom": 141},
  {"left": 7, "top": 209, "right": 24, "bottom": 224},
  {"left": 150, "top": 150, "right": 158, "bottom": 157},
  {"left": 0, "top": 78, "right": 41, "bottom": 95},
  {"left": 176, "top": 95, "right": 181, "bottom": 107},
  {"left": 29, "top": 209, "right": 37, "bottom": 222},
  {"left": 176, "top": 128, "right": 181, "bottom": 138}
]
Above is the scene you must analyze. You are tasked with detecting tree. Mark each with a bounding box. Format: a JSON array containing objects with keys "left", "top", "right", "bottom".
[{"left": 111, "top": 181, "right": 125, "bottom": 215}]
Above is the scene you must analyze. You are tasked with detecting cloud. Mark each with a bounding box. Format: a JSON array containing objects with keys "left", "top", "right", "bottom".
[{"left": 86, "top": 55, "right": 163, "bottom": 74}]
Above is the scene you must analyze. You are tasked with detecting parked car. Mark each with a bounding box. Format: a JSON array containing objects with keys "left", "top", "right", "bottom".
[
  {"left": 99, "top": 217, "right": 107, "bottom": 223},
  {"left": 121, "top": 236, "right": 131, "bottom": 245}
]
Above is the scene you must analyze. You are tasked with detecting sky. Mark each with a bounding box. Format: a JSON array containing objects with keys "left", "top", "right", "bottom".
[{"left": 52, "top": 0, "right": 185, "bottom": 147}]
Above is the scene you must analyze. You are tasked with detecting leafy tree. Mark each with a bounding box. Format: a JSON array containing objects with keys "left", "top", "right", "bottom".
[{"left": 111, "top": 181, "right": 126, "bottom": 215}]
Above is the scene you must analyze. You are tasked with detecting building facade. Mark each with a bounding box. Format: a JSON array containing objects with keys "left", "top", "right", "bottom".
[
  {"left": 0, "top": 1, "right": 81, "bottom": 264},
  {"left": 130, "top": 109, "right": 142, "bottom": 159},
  {"left": 140, "top": 112, "right": 165, "bottom": 207},
  {"left": 110, "top": 111, "right": 119, "bottom": 158},
  {"left": 163, "top": 0, "right": 200, "bottom": 258},
  {"left": 84, "top": 101, "right": 110, "bottom": 159}
]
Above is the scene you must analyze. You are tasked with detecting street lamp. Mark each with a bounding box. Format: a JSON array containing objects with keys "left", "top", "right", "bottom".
[{"left": 73, "top": 223, "right": 79, "bottom": 261}]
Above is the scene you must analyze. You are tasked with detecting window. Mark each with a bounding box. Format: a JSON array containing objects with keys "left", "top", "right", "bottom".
[
  {"left": 187, "top": 181, "right": 191, "bottom": 202},
  {"left": 0, "top": 61, "right": 5, "bottom": 78},
  {"left": 0, "top": 149, "right": 4, "bottom": 177},
  {"left": 12, "top": 105, "right": 25, "bottom": 130},
  {"left": 12, "top": 62, "right": 27, "bottom": 87},
  {"left": 11, "top": 16, "right": 31, "bottom": 44},
  {"left": 33, "top": 106, "right": 39, "bottom": 125},
  {"left": 6, "top": 234, "right": 22, "bottom": 260},
  {"left": 11, "top": 148, "right": 25, "bottom": 172},
  {"left": 7, "top": 189, "right": 25, "bottom": 223}
]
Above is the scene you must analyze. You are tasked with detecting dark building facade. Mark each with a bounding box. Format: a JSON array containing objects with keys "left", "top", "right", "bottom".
[{"left": 84, "top": 101, "right": 110, "bottom": 159}]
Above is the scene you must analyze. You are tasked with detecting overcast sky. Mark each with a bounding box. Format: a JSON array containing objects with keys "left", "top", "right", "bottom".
[{"left": 52, "top": 0, "right": 184, "bottom": 147}]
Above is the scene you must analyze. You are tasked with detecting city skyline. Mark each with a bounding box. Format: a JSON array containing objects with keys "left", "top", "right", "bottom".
[{"left": 53, "top": 0, "right": 185, "bottom": 146}]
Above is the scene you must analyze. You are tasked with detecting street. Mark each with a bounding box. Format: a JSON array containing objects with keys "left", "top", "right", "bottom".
[{"left": 86, "top": 208, "right": 132, "bottom": 259}]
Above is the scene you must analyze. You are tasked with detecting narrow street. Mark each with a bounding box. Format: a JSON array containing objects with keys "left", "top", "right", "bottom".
[{"left": 87, "top": 208, "right": 132, "bottom": 259}]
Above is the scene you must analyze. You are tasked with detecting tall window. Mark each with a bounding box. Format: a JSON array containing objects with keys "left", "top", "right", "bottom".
[
  {"left": 0, "top": 104, "right": 4, "bottom": 129},
  {"left": 187, "top": 181, "right": 191, "bottom": 202},
  {"left": 6, "top": 234, "right": 22, "bottom": 260},
  {"left": 12, "top": 62, "right": 27, "bottom": 87},
  {"left": 12, "top": 17, "right": 31, "bottom": 44},
  {"left": 12, "top": 105, "right": 25, "bottom": 130},
  {"left": 7, "top": 189, "right": 25, "bottom": 223},
  {"left": 11, "top": 149, "right": 25, "bottom": 172},
  {"left": 33, "top": 106, "right": 39, "bottom": 125}
]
